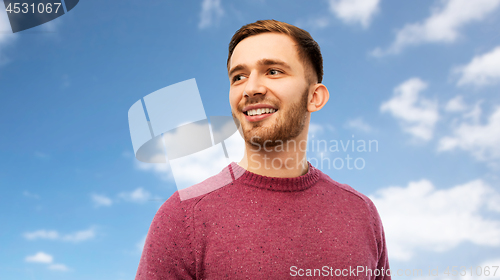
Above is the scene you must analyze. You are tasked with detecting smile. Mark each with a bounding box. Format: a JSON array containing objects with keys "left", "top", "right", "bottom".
[
  {"left": 243, "top": 109, "right": 278, "bottom": 122},
  {"left": 244, "top": 108, "right": 277, "bottom": 116}
]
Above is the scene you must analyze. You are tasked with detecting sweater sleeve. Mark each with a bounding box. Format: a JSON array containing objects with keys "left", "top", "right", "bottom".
[
  {"left": 377, "top": 226, "right": 391, "bottom": 280},
  {"left": 369, "top": 200, "right": 391, "bottom": 280},
  {"left": 135, "top": 191, "right": 196, "bottom": 280}
]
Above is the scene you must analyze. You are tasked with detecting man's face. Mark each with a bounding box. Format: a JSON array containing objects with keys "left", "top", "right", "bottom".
[{"left": 228, "top": 33, "right": 311, "bottom": 148}]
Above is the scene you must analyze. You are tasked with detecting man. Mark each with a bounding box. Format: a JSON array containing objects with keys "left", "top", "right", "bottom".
[{"left": 136, "top": 19, "right": 390, "bottom": 279}]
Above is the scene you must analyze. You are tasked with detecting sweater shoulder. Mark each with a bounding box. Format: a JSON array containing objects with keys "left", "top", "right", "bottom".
[
  {"left": 316, "top": 170, "right": 381, "bottom": 220},
  {"left": 157, "top": 167, "right": 238, "bottom": 219},
  {"left": 315, "top": 171, "right": 386, "bottom": 253},
  {"left": 136, "top": 191, "right": 200, "bottom": 279},
  {"left": 175, "top": 163, "right": 242, "bottom": 201}
]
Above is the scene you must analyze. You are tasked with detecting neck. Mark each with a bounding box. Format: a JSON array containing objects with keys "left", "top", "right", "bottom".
[{"left": 238, "top": 136, "right": 309, "bottom": 178}]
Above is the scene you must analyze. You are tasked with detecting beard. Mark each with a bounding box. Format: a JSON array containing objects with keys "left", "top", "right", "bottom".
[{"left": 231, "top": 87, "right": 309, "bottom": 149}]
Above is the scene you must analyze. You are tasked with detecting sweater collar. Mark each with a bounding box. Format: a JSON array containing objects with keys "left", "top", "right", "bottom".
[{"left": 229, "top": 161, "right": 320, "bottom": 192}]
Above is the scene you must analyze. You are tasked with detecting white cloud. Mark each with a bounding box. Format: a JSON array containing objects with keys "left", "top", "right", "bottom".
[
  {"left": 308, "top": 122, "right": 334, "bottom": 137},
  {"left": 345, "top": 117, "right": 372, "bottom": 132},
  {"left": 370, "top": 179, "right": 500, "bottom": 261},
  {"left": 473, "top": 258, "right": 500, "bottom": 280},
  {"left": 329, "top": 0, "right": 380, "bottom": 28},
  {"left": 25, "top": 252, "right": 70, "bottom": 272},
  {"left": 0, "top": 8, "right": 11, "bottom": 33},
  {"left": 134, "top": 135, "right": 171, "bottom": 180},
  {"left": 23, "top": 228, "right": 95, "bottom": 243},
  {"left": 168, "top": 142, "right": 236, "bottom": 192},
  {"left": 295, "top": 17, "right": 331, "bottom": 30},
  {"left": 160, "top": 126, "right": 247, "bottom": 198},
  {"left": 455, "top": 46, "right": 500, "bottom": 87},
  {"left": 25, "top": 252, "right": 53, "bottom": 264},
  {"left": 61, "top": 228, "right": 95, "bottom": 242},
  {"left": 40, "top": 18, "right": 61, "bottom": 33},
  {"left": 463, "top": 100, "right": 483, "bottom": 123},
  {"left": 445, "top": 95, "right": 467, "bottom": 112},
  {"left": 24, "top": 230, "right": 59, "bottom": 240},
  {"left": 198, "top": 0, "right": 224, "bottom": 29},
  {"left": 308, "top": 122, "right": 325, "bottom": 136},
  {"left": 91, "top": 193, "right": 113, "bottom": 207},
  {"left": 48, "top": 263, "right": 70, "bottom": 271},
  {"left": 136, "top": 235, "right": 147, "bottom": 253},
  {"left": 311, "top": 17, "right": 330, "bottom": 29},
  {"left": 372, "top": 0, "right": 500, "bottom": 56},
  {"left": 132, "top": 112, "right": 239, "bottom": 198},
  {"left": 118, "top": 187, "right": 153, "bottom": 203},
  {"left": 0, "top": 6, "right": 17, "bottom": 65},
  {"left": 438, "top": 105, "right": 500, "bottom": 161},
  {"left": 425, "top": 258, "right": 500, "bottom": 280},
  {"left": 135, "top": 161, "right": 171, "bottom": 181},
  {"left": 134, "top": 122, "right": 246, "bottom": 194},
  {"left": 23, "top": 191, "right": 40, "bottom": 199},
  {"left": 381, "top": 78, "right": 439, "bottom": 141}
]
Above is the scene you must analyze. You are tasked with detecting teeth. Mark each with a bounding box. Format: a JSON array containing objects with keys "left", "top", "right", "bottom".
[{"left": 246, "top": 108, "right": 276, "bottom": 116}]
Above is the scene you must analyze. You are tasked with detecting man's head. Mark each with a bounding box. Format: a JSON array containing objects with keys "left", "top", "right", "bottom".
[
  {"left": 227, "top": 20, "right": 328, "bottom": 148},
  {"left": 228, "top": 19, "right": 323, "bottom": 85}
]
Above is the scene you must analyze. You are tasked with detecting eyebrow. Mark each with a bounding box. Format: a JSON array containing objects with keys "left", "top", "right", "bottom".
[{"left": 228, "top": 59, "right": 292, "bottom": 78}]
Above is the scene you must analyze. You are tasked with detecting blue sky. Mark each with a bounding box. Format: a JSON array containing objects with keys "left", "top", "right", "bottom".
[{"left": 1, "top": 0, "right": 500, "bottom": 279}]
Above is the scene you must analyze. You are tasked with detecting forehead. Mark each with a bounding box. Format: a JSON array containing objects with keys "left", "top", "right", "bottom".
[{"left": 229, "top": 33, "right": 302, "bottom": 70}]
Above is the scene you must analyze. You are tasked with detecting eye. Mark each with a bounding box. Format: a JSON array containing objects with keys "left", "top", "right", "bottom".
[
  {"left": 232, "top": 74, "right": 246, "bottom": 83},
  {"left": 268, "top": 69, "right": 282, "bottom": 76}
]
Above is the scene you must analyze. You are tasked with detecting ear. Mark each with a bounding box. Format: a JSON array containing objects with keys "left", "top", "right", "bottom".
[{"left": 307, "top": 83, "right": 329, "bottom": 113}]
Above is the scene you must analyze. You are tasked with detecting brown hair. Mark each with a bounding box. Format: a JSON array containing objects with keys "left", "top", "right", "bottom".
[{"left": 227, "top": 19, "right": 323, "bottom": 84}]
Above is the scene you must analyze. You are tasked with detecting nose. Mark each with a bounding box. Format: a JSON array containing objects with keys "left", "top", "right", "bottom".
[{"left": 243, "top": 71, "right": 267, "bottom": 97}]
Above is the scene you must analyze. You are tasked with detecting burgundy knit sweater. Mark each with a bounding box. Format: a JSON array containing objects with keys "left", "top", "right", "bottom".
[{"left": 135, "top": 161, "right": 390, "bottom": 279}]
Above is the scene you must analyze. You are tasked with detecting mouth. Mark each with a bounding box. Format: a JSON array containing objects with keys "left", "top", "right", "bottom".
[
  {"left": 243, "top": 108, "right": 278, "bottom": 116},
  {"left": 242, "top": 108, "right": 278, "bottom": 122}
]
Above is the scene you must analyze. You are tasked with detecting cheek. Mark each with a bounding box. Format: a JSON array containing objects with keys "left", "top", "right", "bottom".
[{"left": 229, "top": 91, "right": 240, "bottom": 109}]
